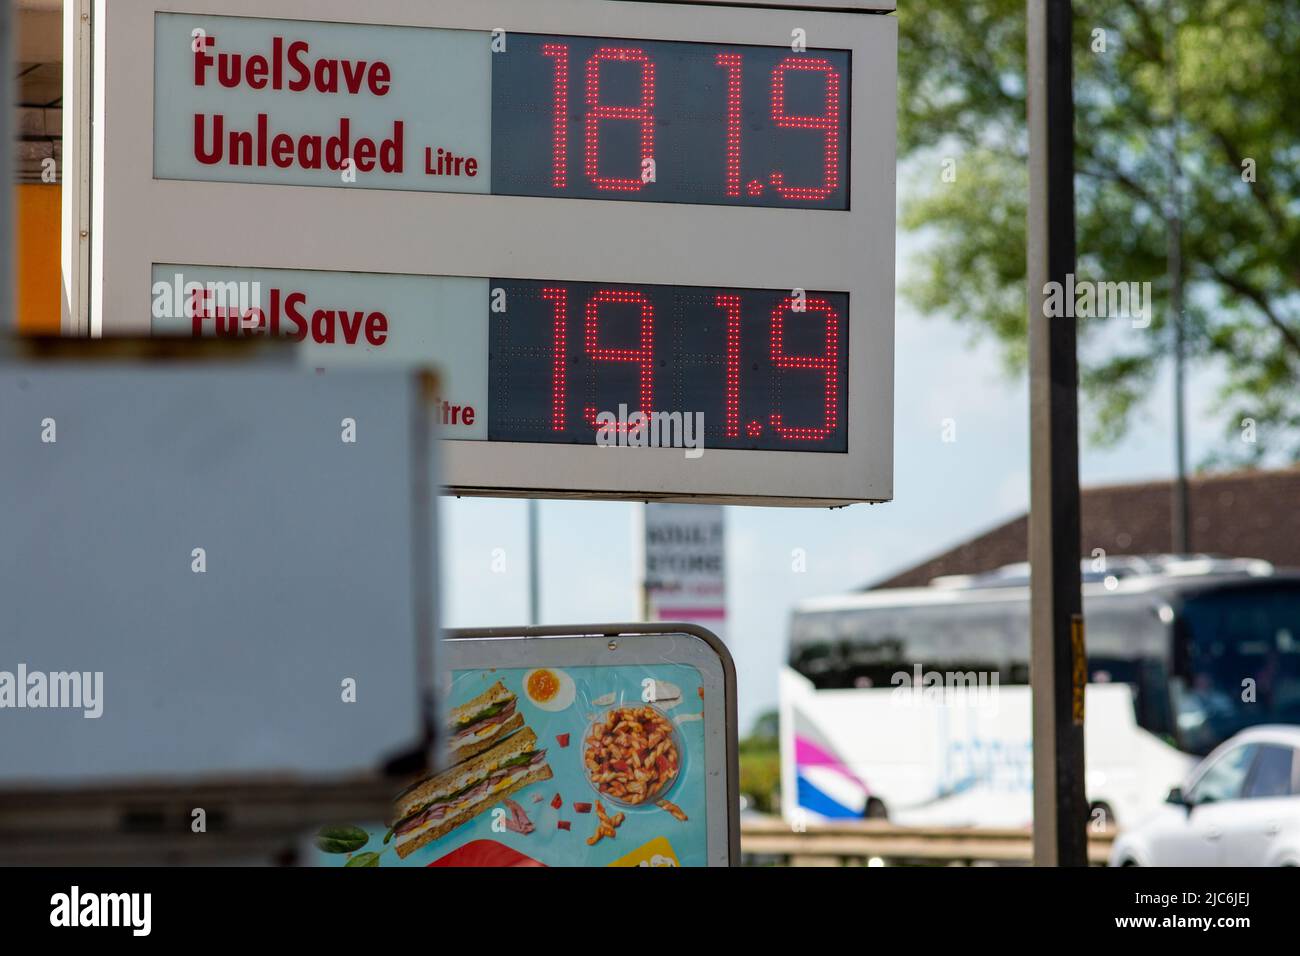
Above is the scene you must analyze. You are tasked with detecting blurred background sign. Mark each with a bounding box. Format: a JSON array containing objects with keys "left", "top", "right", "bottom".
[{"left": 641, "top": 503, "right": 727, "bottom": 645}]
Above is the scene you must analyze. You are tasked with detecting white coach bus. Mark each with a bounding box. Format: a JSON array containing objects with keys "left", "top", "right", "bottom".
[{"left": 780, "top": 557, "right": 1300, "bottom": 828}]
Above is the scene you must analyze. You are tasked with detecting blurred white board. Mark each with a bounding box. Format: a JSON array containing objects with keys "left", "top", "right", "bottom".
[{"left": 0, "top": 357, "right": 440, "bottom": 789}]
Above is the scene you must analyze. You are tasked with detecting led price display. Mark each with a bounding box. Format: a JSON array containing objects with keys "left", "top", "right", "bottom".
[
  {"left": 489, "top": 279, "right": 849, "bottom": 453},
  {"left": 492, "top": 34, "right": 850, "bottom": 209}
]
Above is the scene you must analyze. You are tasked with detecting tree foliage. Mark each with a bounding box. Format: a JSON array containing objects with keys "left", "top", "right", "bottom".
[{"left": 898, "top": 0, "right": 1300, "bottom": 463}]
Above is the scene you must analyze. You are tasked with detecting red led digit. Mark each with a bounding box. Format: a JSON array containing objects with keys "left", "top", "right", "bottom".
[
  {"left": 715, "top": 294, "right": 743, "bottom": 437},
  {"left": 769, "top": 296, "right": 840, "bottom": 441},
  {"left": 582, "top": 288, "right": 655, "bottom": 429},
  {"left": 715, "top": 52, "right": 743, "bottom": 199},
  {"left": 585, "top": 47, "right": 655, "bottom": 192},
  {"left": 542, "top": 287, "right": 569, "bottom": 431},
  {"left": 769, "top": 57, "right": 841, "bottom": 202},
  {"left": 542, "top": 43, "right": 569, "bottom": 190}
]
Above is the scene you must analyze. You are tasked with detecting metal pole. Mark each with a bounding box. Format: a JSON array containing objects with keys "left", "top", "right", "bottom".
[
  {"left": 0, "top": 0, "right": 16, "bottom": 332},
  {"left": 1166, "top": 0, "right": 1190, "bottom": 555},
  {"left": 1027, "top": 0, "right": 1088, "bottom": 867},
  {"left": 526, "top": 499, "right": 540, "bottom": 625}
]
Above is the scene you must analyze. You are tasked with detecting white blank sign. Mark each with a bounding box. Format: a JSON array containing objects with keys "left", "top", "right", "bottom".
[{"left": 0, "top": 359, "right": 439, "bottom": 787}]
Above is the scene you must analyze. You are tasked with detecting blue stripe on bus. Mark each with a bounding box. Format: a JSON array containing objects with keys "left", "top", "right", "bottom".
[{"left": 796, "top": 773, "right": 860, "bottom": 818}]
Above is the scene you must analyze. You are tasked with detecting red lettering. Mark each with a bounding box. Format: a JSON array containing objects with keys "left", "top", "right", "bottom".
[
  {"left": 424, "top": 147, "right": 478, "bottom": 177},
  {"left": 246, "top": 54, "right": 269, "bottom": 90},
  {"left": 256, "top": 113, "right": 268, "bottom": 166},
  {"left": 269, "top": 287, "right": 281, "bottom": 336},
  {"left": 229, "top": 127, "right": 254, "bottom": 166},
  {"left": 370, "top": 61, "right": 391, "bottom": 96},
  {"left": 190, "top": 288, "right": 209, "bottom": 335},
  {"left": 298, "top": 133, "right": 322, "bottom": 170},
  {"left": 434, "top": 402, "right": 476, "bottom": 427},
  {"left": 314, "top": 57, "right": 338, "bottom": 94},
  {"left": 195, "top": 115, "right": 401, "bottom": 174},
  {"left": 192, "top": 35, "right": 393, "bottom": 97},
  {"left": 217, "top": 51, "right": 240, "bottom": 89},
  {"left": 340, "top": 59, "right": 366, "bottom": 95},
  {"left": 194, "top": 35, "right": 216, "bottom": 86},
  {"left": 311, "top": 309, "right": 337, "bottom": 344},
  {"left": 194, "top": 113, "right": 223, "bottom": 165},
  {"left": 287, "top": 40, "right": 311, "bottom": 92},
  {"left": 324, "top": 118, "right": 351, "bottom": 170},
  {"left": 355, "top": 138, "right": 376, "bottom": 172},
  {"left": 338, "top": 310, "right": 363, "bottom": 345},
  {"left": 283, "top": 291, "right": 309, "bottom": 340},
  {"left": 271, "top": 133, "right": 294, "bottom": 168},
  {"left": 189, "top": 287, "right": 388, "bottom": 349},
  {"left": 380, "top": 122, "right": 404, "bottom": 173},
  {"left": 272, "top": 36, "right": 284, "bottom": 89}
]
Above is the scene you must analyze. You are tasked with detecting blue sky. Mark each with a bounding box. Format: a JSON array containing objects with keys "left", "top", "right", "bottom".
[{"left": 439, "top": 195, "right": 1236, "bottom": 733}]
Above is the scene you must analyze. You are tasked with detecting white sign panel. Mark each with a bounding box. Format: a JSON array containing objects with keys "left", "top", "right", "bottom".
[
  {"left": 151, "top": 264, "right": 488, "bottom": 438},
  {"left": 153, "top": 14, "right": 490, "bottom": 192},
  {"left": 90, "top": 0, "right": 897, "bottom": 507}
]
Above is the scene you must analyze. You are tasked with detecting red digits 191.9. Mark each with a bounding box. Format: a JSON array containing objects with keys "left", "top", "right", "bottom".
[
  {"left": 768, "top": 296, "right": 841, "bottom": 441},
  {"left": 543, "top": 286, "right": 839, "bottom": 447}
]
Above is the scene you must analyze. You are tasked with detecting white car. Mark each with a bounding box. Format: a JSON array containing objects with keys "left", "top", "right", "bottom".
[{"left": 1110, "top": 726, "right": 1300, "bottom": 866}]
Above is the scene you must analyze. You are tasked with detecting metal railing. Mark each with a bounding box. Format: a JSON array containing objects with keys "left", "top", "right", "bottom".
[{"left": 741, "top": 817, "right": 1116, "bottom": 866}]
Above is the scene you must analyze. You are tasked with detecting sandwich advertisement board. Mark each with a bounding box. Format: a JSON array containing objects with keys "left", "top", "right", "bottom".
[{"left": 313, "top": 625, "right": 738, "bottom": 867}]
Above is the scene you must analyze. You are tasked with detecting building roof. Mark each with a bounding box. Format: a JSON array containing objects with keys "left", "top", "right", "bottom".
[{"left": 869, "top": 466, "right": 1300, "bottom": 590}]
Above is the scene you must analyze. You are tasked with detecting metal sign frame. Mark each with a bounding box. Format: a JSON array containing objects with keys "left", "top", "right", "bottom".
[
  {"left": 444, "top": 622, "right": 740, "bottom": 866},
  {"left": 88, "top": 0, "right": 896, "bottom": 506}
]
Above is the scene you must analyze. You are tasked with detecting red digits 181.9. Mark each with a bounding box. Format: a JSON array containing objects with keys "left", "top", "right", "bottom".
[
  {"left": 770, "top": 57, "right": 841, "bottom": 202},
  {"left": 585, "top": 48, "right": 655, "bottom": 192}
]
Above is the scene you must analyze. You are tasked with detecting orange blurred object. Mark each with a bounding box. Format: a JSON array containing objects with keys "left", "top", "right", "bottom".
[{"left": 16, "top": 183, "right": 61, "bottom": 334}]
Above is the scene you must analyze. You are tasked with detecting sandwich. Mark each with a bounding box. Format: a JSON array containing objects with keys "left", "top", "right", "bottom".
[
  {"left": 447, "top": 681, "right": 524, "bottom": 763},
  {"left": 391, "top": 727, "right": 552, "bottom": 859}
]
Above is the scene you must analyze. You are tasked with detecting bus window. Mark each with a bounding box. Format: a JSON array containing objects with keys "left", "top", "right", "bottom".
[
  {"left": 1175, "top": 585, "right": 1300, "bottom": 755},
  {"left": 1083, "top": 603, "right": 1174, "bottom": 740},
  {"left": 789, "top": 599, "right": 1027, "bottom": 689}
]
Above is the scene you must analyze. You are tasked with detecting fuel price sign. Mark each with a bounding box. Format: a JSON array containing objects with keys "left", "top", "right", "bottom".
[
  {"left": 488, "top": 279, "right": 848, "bottom": 452},
  {"left": 491, "top": 34, "right": 850, "bottom": 208},
  {"left": 89, "top": 0, "right": 896, "bottom": 506},
  {"left": 155, "top": 16, "right": 850, "bottom": 208}
]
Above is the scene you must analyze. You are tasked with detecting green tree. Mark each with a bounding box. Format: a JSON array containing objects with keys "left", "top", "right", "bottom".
[
  {"left": 739, "top": 710, "right": 780, "bottom": 814},
  {"left": 898, "top": 0, "right": 1300, "bottom": 462}
]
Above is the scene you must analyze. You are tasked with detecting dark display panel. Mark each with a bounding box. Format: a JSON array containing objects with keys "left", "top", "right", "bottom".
[
  {"left": 489, "top": 279, "right": 849, "bottom": 452},
  {"left": 491, "top": 34, "right": 850, "bottom": 209}
]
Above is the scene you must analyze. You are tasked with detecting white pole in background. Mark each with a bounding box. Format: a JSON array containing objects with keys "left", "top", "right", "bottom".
[
  {"left": 527, "top": 498, "right": 540, "bottom": 625},
  {"left": 62, "top": 0, "right": 93, "bottom": 336}
]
